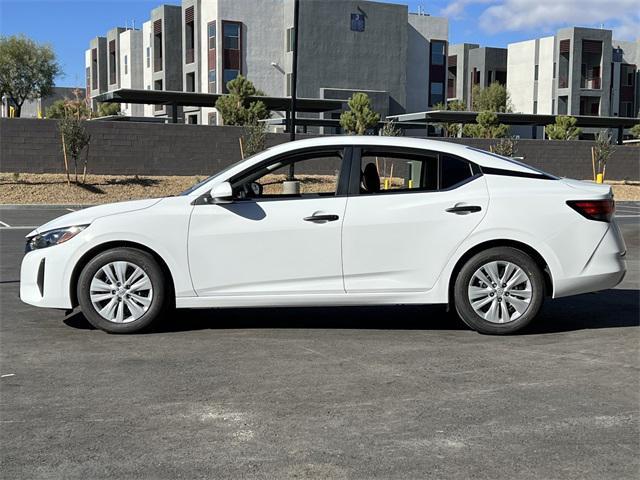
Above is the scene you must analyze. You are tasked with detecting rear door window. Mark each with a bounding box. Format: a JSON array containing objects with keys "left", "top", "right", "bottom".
[{"left": 440, "top": 155, "right": 474, "bottom": 189}]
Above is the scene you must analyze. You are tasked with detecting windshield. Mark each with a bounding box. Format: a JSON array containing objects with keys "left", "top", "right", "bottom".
[{"left": 179, "top": 152, "right": 266, "bottom": 196}]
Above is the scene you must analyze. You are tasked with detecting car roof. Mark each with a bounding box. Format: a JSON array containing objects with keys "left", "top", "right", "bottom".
[
  {"left": 260, "top": 136, "right": 539, "bottom": 173},
  {"left": 188, "top": 135, "right": 546, "bottom": 197}
]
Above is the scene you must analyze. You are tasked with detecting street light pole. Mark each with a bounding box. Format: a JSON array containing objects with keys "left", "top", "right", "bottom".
[
  {"left": 287, "top": 0, "right": 300, "bottom": 181},
  {"left": 289, "top": 0, "right": 300, "bottom": 142}
]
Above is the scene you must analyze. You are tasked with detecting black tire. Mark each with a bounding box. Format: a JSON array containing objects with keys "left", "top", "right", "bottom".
[
  {"left": 77, "top": 248, "right": 168, "bottom": 334},
  {"left": 453, "top": 247, "right": 544, "bottom": 335}
]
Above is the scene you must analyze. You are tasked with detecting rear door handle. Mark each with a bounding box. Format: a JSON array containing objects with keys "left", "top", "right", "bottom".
[
  {"left": 446, "top": 204, "right": 482, "bottom": 214},
  {"left": 303, "top": 214, "right": 340, "bottom": 223}
]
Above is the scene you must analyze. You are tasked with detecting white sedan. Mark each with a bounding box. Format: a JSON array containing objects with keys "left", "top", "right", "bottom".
[{"left": 20, "top": 136, "right": 626, "bottom": 334}]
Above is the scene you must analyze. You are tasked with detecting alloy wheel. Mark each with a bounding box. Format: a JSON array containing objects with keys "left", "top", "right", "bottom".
[
  {"left": 467, "top": 260, "right": 533, "bottom": 324},
  {"left": 89, "top": 261, "right": 153, "bottom": 324}
]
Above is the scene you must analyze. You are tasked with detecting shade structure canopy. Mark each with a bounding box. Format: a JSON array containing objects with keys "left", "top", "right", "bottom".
[{"left": 94, "top": 89, "right": 345, "bottom": 113}]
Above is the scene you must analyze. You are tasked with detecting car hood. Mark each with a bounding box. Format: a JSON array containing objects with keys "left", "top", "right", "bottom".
[{"left": 27, "top": 198, "right": 163, "bottom": 237}]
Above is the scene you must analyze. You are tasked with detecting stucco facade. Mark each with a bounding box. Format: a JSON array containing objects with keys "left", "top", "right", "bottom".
[{"left": 508, "top": 27, "right": 639, "bottom": 118}]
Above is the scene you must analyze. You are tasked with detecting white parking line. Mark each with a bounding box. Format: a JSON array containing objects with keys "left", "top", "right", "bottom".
[{"left": 0, "top": 220, "right": 10, "bottom": 227}]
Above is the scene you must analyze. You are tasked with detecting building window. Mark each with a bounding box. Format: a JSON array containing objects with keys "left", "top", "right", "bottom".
[
  {"left": 553, "top": 62, "right": 556, "bottom": 78},
  {"left": 124, "top": 55, "right": 128, "bottom": 75},
  {"left": 154, "top": 79, "right": 163, "bottom": 111},
  {"left": 431, "top": 41, "right": 445, "bottom": 66},
  {"left": 286, "top": 27, "right": 295, "bottom": 52},
  {"left": 534, "top": 64, "right": 539, "bottom": 81},
  {"left": 620, "top": 101, "right": 633, "bottom": 117},
  {"left": 222, "top": 21, "right": 241, "bottom": 93},
  {"left": 153, "top": 20, "right": 163, "bottom": 72},
  {"left": 430, "top": 82, "right": 444, "bottom": 106},
  {"left": 351, "top": 13, "right": 365, "bottom": 32},
  {"left": 208, "top": 111, "right": 217, "bottom": 125},
  {"left": 186, "top": 72, "right": 195, "bottom": 92},
  {"left": 187, "top": 114, "right": 198, "bottom": 124},
  {"left": 447, "top": 55, "right": 457, "bottom": 99},
  {"left": 85, "top": 66, "right": 91, "bottom": 102},
  {"left": 487, "top": 70, "right": 493, "bottom": 85},
  {"left": 551, "top": 99, "right": 555, "bottom": 114},
  {"left": 108, "top": 40, "right": 116, "bottom": 84},
  {"left": 533, "top": 101, "right": 537, "bottom": 114},
  {"left": 621, "top": 64, "right": 635, "bottom": 87},
  {"left": 579, "top": 96, "right": 600, "bottom": 116},
  {"left": 207, "top": 21, "right": 216, "bottom": 93},
  {"left": 185, "top": 6, "right": 195, "bottom": 64},
  {"left": 559, "top": 39, "right": 570, "bottom": 88},
  {"left": 558, "top": 95, "right": 568, "bottom": 115},
  {"left": 286, "top": 73, "right": 292, "bottom": 96},
  {"left": 91, "top": 48, "right": 98, "bottom": 90}
]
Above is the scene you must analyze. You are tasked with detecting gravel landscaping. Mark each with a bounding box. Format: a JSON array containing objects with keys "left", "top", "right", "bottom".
[{"left": 1, "top": 172, "right": 639, "bottom": 204}]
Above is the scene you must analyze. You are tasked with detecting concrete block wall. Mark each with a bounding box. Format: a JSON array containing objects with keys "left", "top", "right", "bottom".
[{"left": 1, "top": 119, "right": 638, "bottom": 180}]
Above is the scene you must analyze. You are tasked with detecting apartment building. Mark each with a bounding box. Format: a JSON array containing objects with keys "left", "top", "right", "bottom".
[
  {"left": 87, "top": 0, "right": 448, "bottom": 124},
  {"left": 86, "top": 28, "right": 144, "bottom": 116},
  {"left": 149, "top": 5, "right": 184, "bottom": 119},
  {"left": 508, "top": 27, "right": 639, "bottom": 117},
  {"left": 85, "top": 36, "right": 107, "bottom": 109},
  {"left": 119, "top": 29, "right": 144, "bottom": 116},
  {"left": 447, "top": 43, "right": 507, "bottom": 109}
]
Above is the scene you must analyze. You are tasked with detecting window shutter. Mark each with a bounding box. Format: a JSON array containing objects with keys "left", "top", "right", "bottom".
[{"left": 185, "top": 6, "right": 194, "bottom": 23}]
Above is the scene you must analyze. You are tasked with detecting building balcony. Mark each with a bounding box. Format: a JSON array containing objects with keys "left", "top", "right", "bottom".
[
  {"left": 154, "top": 57, "right": 163, "bottom": 73},
  {"left": 186, "top": 48, "right": 194, "bottom": 64},
  {"left": 558, "top": 76, "right": 569, "bottom": 89},
  {"left": 581, "top": 77, "right": 601, "bottom": 89}
]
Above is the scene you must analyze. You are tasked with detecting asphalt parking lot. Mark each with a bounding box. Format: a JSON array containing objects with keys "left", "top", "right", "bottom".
[{"left": 1, "top": 204, "right": 638, "bottom": 479}]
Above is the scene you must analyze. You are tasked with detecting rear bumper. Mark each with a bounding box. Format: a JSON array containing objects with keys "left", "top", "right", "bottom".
[{"left": 553, "top": 221, "right": 627, "bottom": 298}]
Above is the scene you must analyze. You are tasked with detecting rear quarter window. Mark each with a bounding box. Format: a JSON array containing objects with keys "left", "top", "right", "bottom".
[{"left": 441, "top": 155, "right": 474, "bottom": 189}]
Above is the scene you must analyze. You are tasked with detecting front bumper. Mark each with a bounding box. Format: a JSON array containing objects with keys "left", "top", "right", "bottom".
[
  {"left": 20, "top": 243, "right": 76, "bottom": 309},
  {"left": 553, "top": 221, "right": 627, "bottom": 298}
]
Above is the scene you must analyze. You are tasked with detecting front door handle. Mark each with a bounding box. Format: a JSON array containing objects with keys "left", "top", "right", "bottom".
[
  {"left": 303, "top": 214, "right": 340, "bottom": 223},
  {"left": 446, "top": 204, "right": 482, "bottom": 214}
]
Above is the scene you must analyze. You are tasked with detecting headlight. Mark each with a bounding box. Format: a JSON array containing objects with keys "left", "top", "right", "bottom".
[{"left": 25, "top": 225, "right": 89, "bottom": 253}]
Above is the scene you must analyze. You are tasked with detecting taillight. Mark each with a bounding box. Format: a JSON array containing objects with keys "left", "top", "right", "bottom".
[{"left": 567, "top": 199, "right": 615, "bottom": 222}]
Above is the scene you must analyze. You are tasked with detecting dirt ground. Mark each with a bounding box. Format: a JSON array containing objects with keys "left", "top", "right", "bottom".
[{"left": 1, "top": 172, "right": 639, "bottom": 204}]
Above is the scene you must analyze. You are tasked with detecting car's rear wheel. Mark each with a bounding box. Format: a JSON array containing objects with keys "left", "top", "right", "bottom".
[
  {"left": 453, "top": 247, "right": 545, "bottom": 334},
  {"left": 77, "top": 248, "right": 168, "bottom": 333}
]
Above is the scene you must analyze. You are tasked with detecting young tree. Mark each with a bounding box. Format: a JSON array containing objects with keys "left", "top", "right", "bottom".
[
  {"left": 215, "top": 75, "right": 269, "bottom": 126},
  {"left": 465, "top": 111, "right": 509, "bottom": 139},
  {"left": 380, "top": 119, "right": 403, "bottom": 137},
  {"left": 630, "top": 123, "right": 640, "bottom": 139},
  {"left": 545, "top": 115, "right": 581, "bottom": 140},
  {"left": 55, "top": 90, "right": 91, "bottom": 185},
  {"left": 0, "top": 35, "right": 60, "bottom": 117},
  {"left": 472, "top": 82, "right": 511, "bottom": 113},
  {"left": 47, "top": 97, "right": 91, "bottom": 119},
  {"left": 433, "top": 100, "right": 466, "bottom": 137},
  {"left": 97, "top": 102, "right": 121, "bottom": 117},
  {"left": 492, "top": 137, "right": 519, "bottom": 157},
  {"left": 593, "top": 130, "right": 614, "bottom": 182},
  {"left": 241, "top": 120, "right": 267, "bottom": 158},
  {"left": 340, "top": 92, "right": 380, "bottom": 135}
]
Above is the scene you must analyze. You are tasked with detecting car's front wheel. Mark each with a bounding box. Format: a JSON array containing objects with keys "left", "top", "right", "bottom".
[
  {"left": 77, "top": 248, "right": 168, "bottom": 333},
  {"left": 453, "top": 247, "right": 545, "bottom": 334}
]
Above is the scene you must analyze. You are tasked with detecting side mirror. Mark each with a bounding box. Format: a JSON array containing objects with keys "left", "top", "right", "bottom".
[{"left": 210, "top": 181, "right": 233, "bottom": 203}]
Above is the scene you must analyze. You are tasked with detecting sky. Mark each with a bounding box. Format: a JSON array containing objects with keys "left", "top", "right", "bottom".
[{"left": 1, "top": 0, "right": 638, "bottom": 87}]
